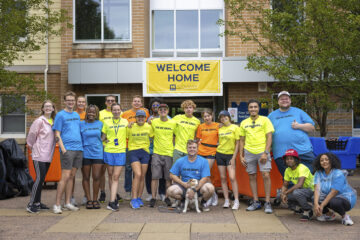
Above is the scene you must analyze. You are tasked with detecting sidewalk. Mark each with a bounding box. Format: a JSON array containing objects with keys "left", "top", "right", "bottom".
[{"left": 1, "top": 169, "right": 359, "bottom": 240}]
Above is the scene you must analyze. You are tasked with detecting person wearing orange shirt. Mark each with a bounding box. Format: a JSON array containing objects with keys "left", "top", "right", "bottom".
[
  {"left": 196, "top": 108, "right": 219, "bottom": 209},
  {"left": 121, "top": 95, "right": 150, "bottom": 200}
]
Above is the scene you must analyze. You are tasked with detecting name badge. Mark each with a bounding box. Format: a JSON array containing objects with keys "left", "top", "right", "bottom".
[{"left": 114, "top": 138, "right": 119, "bottom": 146}]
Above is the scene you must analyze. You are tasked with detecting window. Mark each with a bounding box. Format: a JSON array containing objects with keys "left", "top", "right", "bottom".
[
  {"left": 85, "top": 94, "right": 120, "bottom": 110},
  {"left": 0, "top": 96, "right": 26, "bottom": 134},
  {"left": 74, "top": 0, "right": 131, "bottom": 43},
  {"left": 151, "top": 0, "right": 224, "bottom": 57}
]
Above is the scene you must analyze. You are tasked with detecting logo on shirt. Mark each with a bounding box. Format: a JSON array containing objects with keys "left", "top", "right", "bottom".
[
  {"left": 275, "top": 114, "right": 294, "bottom": 120},
  {"left": 66, "top": 118, "right": 78, "bottom": 122},
  {"left": 180, "top": 121, "right": 196, "bottom": 126}
]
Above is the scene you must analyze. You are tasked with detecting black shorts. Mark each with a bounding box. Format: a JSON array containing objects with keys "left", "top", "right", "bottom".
[
  {"left": 83, "top": 158, "right": 104, "bottom": 166},
  {"left": 199, "top": 154, "right": 216, "bottom": 160},
  {"left": 215, "top": 152, "right": 232, "bottom": 166}
]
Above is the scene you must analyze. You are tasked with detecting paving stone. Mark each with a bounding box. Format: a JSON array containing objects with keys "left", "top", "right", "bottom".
[
  {"left": 0, "top": 208, "right": 70, "bottom": 216},
  {"left": 138, "top": 232, "right": 189, "bottom": 240},
  {"left": 93, "top": 223, "right": 144, "bottom": 233},
  {"left": 191, "top": 223, "right": 239, "bottom": 233},
  {"left": 142, "top": 223, "right": 190, "bottom": 233}
]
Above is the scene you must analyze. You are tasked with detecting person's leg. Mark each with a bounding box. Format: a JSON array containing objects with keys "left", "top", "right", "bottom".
[
  {"left": 55, "top": 169, "right": 72, "bottom": 206},
  {"left": 111, "top": 166, "right": 123, "bottom": 202},
  {"left": 158, "top": 178, "right": 166, "bottom": 195},
  {"left": 249, "top": 173, "right": 258, "bottom": 201},
  {"left": 326, "top": 197, "right": 351, "bottom": 217},
  {"left": 106, "top": 165, "right": 114, "bottom": 199},
  {"left": 261, "top": 172, "right": 271, "bottom": 203},
  {"left": 124, "top": 150, "right": 132, "bottom": 194},
  {"left": 29, "top": 161, "right": 48, "bottom": 205},
  {"left": 167, "top": 184, "right": 184, "bottom": 200},
  {"left": 92, "top": 164, "right": 103, "bottom": 201},
  {"left": 82, "top": 164, "right": 92, "bottom": 201},
  {"left": 36, "top": 162, "right": 50, "bottom": 204},
  {"left": 139, "top": 164, "right": 148, "bottom": 198},
  {"left": 99, "top": 164, "right": 106, "bottom": 192},
  {"left": 218, "top": 166, "right": 229, "bottom": 200},
  {"left": 288, "top": 189, "right": 313, "bottom": 211},
  {"left": 65, "top": 167, "right": 78, "bottom": 205},
  {"left": 200, "top": 183, "right": 215, "bottom": 201},
  {"left": 151, "top": 179, "right": 159, "bottom": 199},
  {"left": 131, "top": 161, "right": 142, "bottom": 199},
  {"left": 227, "top": 165, "right": 239, "bottom": 201},
  {"left": 145, "top": 155, "right": 152, "bottom": 195}
]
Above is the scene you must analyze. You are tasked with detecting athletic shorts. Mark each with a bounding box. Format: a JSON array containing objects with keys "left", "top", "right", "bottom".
[
  {"left": 82, "top": 158, "right": 104, "bottom": 166},
  {"left": 244, "top": 149, "right": 272, "bottom": 174},
  {"left": 199, "top": 154, "right": 216, "bottom": 160},
  {"left": 215, "top": 152, "right": 233, "bottom": 166},
  {"left": 151, "top": 153, "right": 172, "bottom": 180},
  {"left": 60, "top": 150, "right": 83, "bottom": 170},
  {"left": 103, "top": 152, "right": 126, "bottom": 166},
  {"left": 174, "top": 183, "right": 203, "bottom": 199},
  {"left": 129, "top": 149, "right": 150, "bottom": 164}
]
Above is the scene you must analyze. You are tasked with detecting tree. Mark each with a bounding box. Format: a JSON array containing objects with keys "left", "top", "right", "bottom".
[
  {"left": 222, "top": 0, "right": 360, "bottom": 136},
  {"left": 0, "top": 0, "right": 69, "bottom": 115}
]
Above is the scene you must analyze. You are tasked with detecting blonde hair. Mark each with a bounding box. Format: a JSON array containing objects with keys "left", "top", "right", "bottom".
[{"left": 181, "top": 100, "right": 196, "bottom": 110}]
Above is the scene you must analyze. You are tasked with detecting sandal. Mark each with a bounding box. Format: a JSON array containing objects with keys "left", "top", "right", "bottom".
[
  {"left": 93, "top": 200, "right": 101, "bottom": 209},
  {"left": 86, "top": 200, "right": 93, "bottom": 209}
]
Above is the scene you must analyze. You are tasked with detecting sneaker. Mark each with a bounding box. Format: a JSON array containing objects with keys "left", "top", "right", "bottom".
[
  {"left": 145, "top": 194, "right": 153, "bottom": 202},
  {"left": 63, "top": 203, "right": 79, "bottom": 211},
  {"left": 116, "top": 194, "right": 123, "bottom": 203},
  {"left": 137, "top": 198, "right": 144, "bottom": 207},
  {"left": 149, "top": 198, "right": 156, "bottom": 208},
  {"left": 289, "top": 205, "right": 304, "bottom": 215},
  {"left": 342, "top": 214, "right": 354, "bottom": 226},
  {"left": 264, "top": 202, "right": 273, "bottom": 214},
  {"left": 107, "top": 201, "right": 119, "bottom": 211},
  {"left": 130, "top": 199, "right": 140, "bottom": 209},
  {"left": 124, "top": 192, "right": 132, "bottom": 201},
  {"left": 223, "top": 199, "right": 230, "bottom": 208},
  {"left": 82, "top": 196, "right": 88, "bottom": 206},
  {"left": 164, "top": 197, "right": 172, "bottom": 207},
  {"left": 70, "top": 197, "right": 78, "bottom": 207},
  {"left": 159, "top": 194, "right": 166, "bottom": 202},
  {"left": 232, "top": 200, "right": 240, "bottom": 210},
  {"left": 172, "top": 200, "right": 180, "bottom": 208},
  {"left": 211, "top": 192, "right": 218, "bottom": 206},
  {"left": 26, "top": 204, "right": 39, "bottom": 213},
  {"left": 300, "top": 210, "right": 313, "bottom": 221},
  {"left": 202, "top": 199, "right": 210, "bottom": 212},
  {"left": 53, "top": 204, "right": 62, "bottom": 214},
  {"left": 99, "top": 191, "right": 106, "bottom": 203},
  {"left": 35, "top": 203, "right": 49, "bottom": 210},
  {"left": 246, "top": 201, "right": 261, "bottom": 211},
  {"left": 317, "top": 213, "right": 336, "bottom": 222}
]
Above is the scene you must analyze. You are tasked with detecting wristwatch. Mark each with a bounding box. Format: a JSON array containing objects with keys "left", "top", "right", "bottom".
[{"left": 264, "top": 150, "right": 270, "bottom": 154}]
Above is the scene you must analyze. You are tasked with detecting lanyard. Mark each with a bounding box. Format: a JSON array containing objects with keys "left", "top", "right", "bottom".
[{"left": 113, "top": 118, "right": 121, "bottom": 136}]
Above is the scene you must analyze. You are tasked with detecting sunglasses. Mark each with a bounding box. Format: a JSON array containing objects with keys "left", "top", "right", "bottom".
[
  {"left": 152, "top": 104, "right": 160, "bottom": 107},
  {"left": 106, "top": 99, "right": 115, "bottom": 102}
]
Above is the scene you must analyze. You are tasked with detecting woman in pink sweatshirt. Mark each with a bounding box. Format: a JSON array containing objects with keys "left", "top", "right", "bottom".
[{"left": 26, "top": 100, "right": 56, "bottom": 213}]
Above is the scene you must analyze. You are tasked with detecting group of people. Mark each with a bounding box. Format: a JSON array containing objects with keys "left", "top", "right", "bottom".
[{"left": 25, "top": 90, "right": 357, "bottom": 226}]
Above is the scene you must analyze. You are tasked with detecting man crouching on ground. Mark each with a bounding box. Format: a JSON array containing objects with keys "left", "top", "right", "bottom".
[{"left": 167, "top": 140, "right": 215, "bottom": 212}]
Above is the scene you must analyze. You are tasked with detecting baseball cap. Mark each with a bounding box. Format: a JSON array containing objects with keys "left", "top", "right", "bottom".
[
  {"left": 282, "top": 149, "right": 300, "bottom": 161},
  {"left": 278, "top": 91, "right": 291, "bottom": 98},
  {"left": 218, "top": 110, "right": 231, "bottom": 118},
  {"left": 158, "top": 103, "right": 169, "bottom": 109},
  {"left": 136, "top": 110, "right": 146, "bottom": 117}
]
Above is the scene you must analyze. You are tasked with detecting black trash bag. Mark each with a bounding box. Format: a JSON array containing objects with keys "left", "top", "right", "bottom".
[
  {"left": 0, "top": 139, "right": 27, "bottom": 168},
  {"left": 13, "top": 168, "right": 33, "bottom": 196},
  {"left": 0, "top": 149, "right": 16, "bottom": 199}
]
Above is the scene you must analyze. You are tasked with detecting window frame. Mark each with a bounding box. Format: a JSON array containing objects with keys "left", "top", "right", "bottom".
[
  {"left": 0, "top": 95, "right": 27, "bottom": 137},
  {"left": 85, "top": 94, "right": 121, "bottom": 111},
  {"left": 150, "top": 0, "right": 225, "bottom": 58},
  {"left": 73, "top": 0, "right": 132, "bottom": 44}
]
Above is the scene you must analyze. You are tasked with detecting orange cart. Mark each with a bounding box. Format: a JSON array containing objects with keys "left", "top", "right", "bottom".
[{"left": 27, "top": 145, "right": 61, "bottom": 184}]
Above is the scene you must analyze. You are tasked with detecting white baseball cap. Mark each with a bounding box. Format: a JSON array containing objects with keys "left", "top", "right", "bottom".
[{"left": 278, "top": 91, "right": 291, "bottom": 98}]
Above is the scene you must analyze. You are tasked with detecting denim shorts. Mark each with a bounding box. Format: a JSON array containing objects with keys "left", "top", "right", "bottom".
[
  {"left": 103, "top": 152, "right": 126, "bottom": 166},
  {"left": 128, "top": 149, "right": 150, "bottom": 164}
]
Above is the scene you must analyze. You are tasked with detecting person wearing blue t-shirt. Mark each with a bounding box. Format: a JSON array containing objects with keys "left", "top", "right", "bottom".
[
  {"left": 52, "top": 91, "right": 83, "bottom": 214},
  {"left": 80, "top": 105, "right": 103, "bottom": 209},
  {"left": 268, "top": 91, "right": 315, "bottom": 176},
  {"left": 313, "top": 153, "right": 357, "bottom": 226},
  {"left": 167, "top": 140, "right": 215, "bottom": 212}
]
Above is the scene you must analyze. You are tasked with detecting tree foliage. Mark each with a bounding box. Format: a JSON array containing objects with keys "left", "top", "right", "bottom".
[
  {"left": 0, "top": 0, "right": 69, "bottom": 115},
  {"left": 223, "top": 0, "right": 360, "bottom": 136}
]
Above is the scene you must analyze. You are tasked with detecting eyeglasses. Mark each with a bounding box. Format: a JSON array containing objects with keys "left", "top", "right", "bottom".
[
  {"left": 152, "top": 104, "right": 160, "bottom": 107},
  {"left": 65, "top": 99, "right": 75, "bottom": 102}
]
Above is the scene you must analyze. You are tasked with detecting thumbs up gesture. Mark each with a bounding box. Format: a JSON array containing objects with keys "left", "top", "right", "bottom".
[{"left": 291, "top": 120, "right": 299, "bottom": 129}]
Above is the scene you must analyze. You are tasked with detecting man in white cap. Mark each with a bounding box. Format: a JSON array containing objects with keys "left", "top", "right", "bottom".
[{"left": 268, "top": 91, "right": 315, "bottom": 176}]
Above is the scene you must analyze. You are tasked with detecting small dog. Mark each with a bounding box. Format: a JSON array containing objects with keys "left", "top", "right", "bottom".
[{"left": 183, "top": 179, "right": 201, "bottom": 213}]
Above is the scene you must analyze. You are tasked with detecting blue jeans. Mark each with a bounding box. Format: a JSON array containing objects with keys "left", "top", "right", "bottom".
[
  {"left": 275, "top": 151, "right": 315, "bottom": 177},
  {"left": 124, "top": 150, "right": 132, "bottom": 192}
]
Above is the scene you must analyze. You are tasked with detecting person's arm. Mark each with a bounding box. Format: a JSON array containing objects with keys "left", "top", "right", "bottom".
[
  {"left": 101, "top": 133, "right": 108, "bottom": 142},
  {"left": 291, "top": 120, "right": 315, "bottom": 133},
  {"left": 259, "top": 132, "right": 272, "bottom": 164},
  {"left": 196, "top": 176, "right": 209, "bottom": 192},
  {"left": 239, "top": 136, "right": 246, "bottom": 167},
  {"left": 55, "top": 130, "right": 66, "bottom": 153},
  {"left": 230, "top": 140, "right": 239, "bottom": 167},
  {"left": 170, "top": 173, "right": 187, "bottom": 188},
  {"left": 318, "top": 189, "right": 339, "bottom": 214},
  {"left": 26, "top": 119, "right": 41, "bottom": 148},
  {"left": 281, "top": 181, "right": 289, "bottom": 203},
  {"left": 283, "top": 177, "right": 306, "bottom": 195},
  {"left": 313, "top": 184, "right": 322, "bottom": 216}
]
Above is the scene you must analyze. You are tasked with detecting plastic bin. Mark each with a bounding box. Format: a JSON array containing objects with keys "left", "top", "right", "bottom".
[
  {"left": 211, "top": 155, "right": 283, "bottom": 198},
  {"left": 27, "top": 145, "right": 61, "bottom": 183}
]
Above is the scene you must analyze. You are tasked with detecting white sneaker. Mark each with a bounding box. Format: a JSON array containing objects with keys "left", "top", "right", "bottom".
[
  {"left": 53, "top": 205, "right": 62, "bottom": 214},
  {"left": 82, "top": 196, "right": 88, "bottom": 206},
  {"left": 63, "top": 203, "right": 79, "bottom": 211},
  {"left": 159, "top": 194, "right": 166, "bottom": 202},
  {"left": 70, "top": 197, "right": 78, "bottom": 207},
  {"left": 342, "top": 214, "right": 354, "bottom": 226},
  {"left": 123, "top": 192, "right": 132, "bottom": 201},
  {"left": 317, "top": 213, "right": 336, "bottom": 222},
  {"left": 211, "top": 192, "right": 218, "bottom": 206},
  {"left": 223, "top": 199, "right": 230, "bottom": 208},
  {"left": 145, "top": 194, "right": 153, "bottom": 202},
  {"left": 232, "top": 200, "right": 240, "bottom": 210}
]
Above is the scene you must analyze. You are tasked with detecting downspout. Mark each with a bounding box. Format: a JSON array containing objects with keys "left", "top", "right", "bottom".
[{"left": 44, "top": 0, "right": 49, "bottom": 98}]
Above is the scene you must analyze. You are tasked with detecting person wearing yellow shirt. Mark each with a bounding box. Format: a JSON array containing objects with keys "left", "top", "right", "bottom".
[
  {"left": 101, "top": 103, "right": 128, "bottom": 211},
  {"left": 149, "top": 104, "right": 176, "bottom": 208},
  {"left": 239, "top": 99, "right": 274, "bottom": 214},
  {"left": 216, "top": 110, "right": 240, "bottom": 210},
  {"left": 127, "top": 110, "right": 154, "bottom": 209},
  {"left": 173, "top": 100, "right": 200, "bottom": 162},
  {"left": 280, "top": 149, "right": 314, "bottom": 221},
  {"left": 98, "top": 95, "right": 118, "bottom": 204}
]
